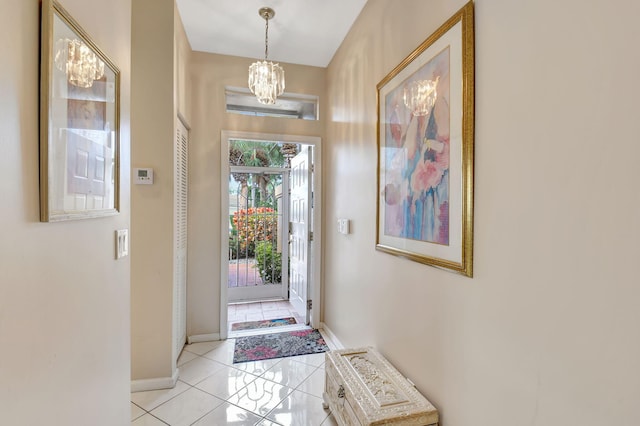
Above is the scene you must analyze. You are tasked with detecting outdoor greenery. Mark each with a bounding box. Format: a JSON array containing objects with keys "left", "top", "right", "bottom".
[
  {"left": 229, "top": 140, "right": 286, "bottom": 210},
  {"left": 229, "top": 207, "right": 278, "bottom": 259},
  {"left": 255, "top": 241, "right": 282, "bottom": 283},
  {"left": 227, "top": 141, "right": 293, "bottom": 281}
]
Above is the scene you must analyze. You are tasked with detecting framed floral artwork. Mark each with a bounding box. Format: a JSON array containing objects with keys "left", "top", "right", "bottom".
[
  {"left": 40, "top": 0, "right": 120, "bottom": 221},
  {"left": 376, "top": 2, "right": 474, "bottom": 276}
]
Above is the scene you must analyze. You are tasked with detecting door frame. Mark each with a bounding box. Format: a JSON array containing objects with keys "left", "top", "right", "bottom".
[{"left": 220, "top": 130, "right": 322, "bottom": 340}]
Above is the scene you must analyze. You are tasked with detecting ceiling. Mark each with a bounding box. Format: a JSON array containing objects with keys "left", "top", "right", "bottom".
[{"left": 175, "top": 0, "right": 368, "bottom": 68}]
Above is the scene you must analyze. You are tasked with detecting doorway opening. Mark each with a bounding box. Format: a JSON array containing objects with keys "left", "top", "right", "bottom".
[{"left": 220, "top": 131, "right": 322, "bottom": 340}]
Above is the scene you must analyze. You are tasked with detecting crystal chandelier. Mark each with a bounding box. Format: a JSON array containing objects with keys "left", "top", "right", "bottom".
[
  {"left": 248, "top": 7, "right": 285, "bottom": 105},
  {"left": 54, "top": 38, "right": 105, "bottom": 88},
  {"left": 403, "top": 76, "right": 440, "bottom": 116}
]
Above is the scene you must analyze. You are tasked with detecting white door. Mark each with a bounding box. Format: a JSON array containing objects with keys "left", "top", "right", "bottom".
[
  {"left": 289, "top": 146, "right": 312, "bottom": 323},
  {"left": 174, "top": 119, "right": 188, "bottom": 361}
]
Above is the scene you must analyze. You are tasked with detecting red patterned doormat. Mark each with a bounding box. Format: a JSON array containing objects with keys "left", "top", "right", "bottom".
[
  {"left": 231, "top": 317, "right": 297, "bottom": 331},
  {"left": 233, "top": 329, "right": 329, "bottom": 363}
]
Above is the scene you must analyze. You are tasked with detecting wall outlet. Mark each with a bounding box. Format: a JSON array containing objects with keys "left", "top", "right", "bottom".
[{"left": 115, "top": 229, "right": 129, "bottom": 259}]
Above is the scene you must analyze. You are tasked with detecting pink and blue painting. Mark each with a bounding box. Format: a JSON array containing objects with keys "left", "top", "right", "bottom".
[{"left": 383, "top": 47, "right": 450, "bottom": 245}]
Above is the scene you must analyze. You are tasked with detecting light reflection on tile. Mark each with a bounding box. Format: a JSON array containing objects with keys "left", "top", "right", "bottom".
[
  {"left": 132, "top": 325, "right": 334, "bottom": 426},
  {"left": 194, "top": 365, "right": 259, "bottom": 400},
  {"left": 192, "top": 401, "right": 263, "bottom": 425},
  {"left": 295, "top": 367, "right": 325, "bottom": 398},
  {"left": 290, "top": 352, "right": 326, "bottom": 367},
  {"left": 234, "top": 358, "right": 282, "bottom": 376},
  {"left": 265, "top": 390, "right": 330, "bottom": 426},
  {"left": 260, "top": 358, "right": 319, "bottom": 389},
  {"left": 226, "top": 377, "right": 293, "bottom": 417},
  {"left": 255, "top": 419, "right": 284, "bottom": 426}
]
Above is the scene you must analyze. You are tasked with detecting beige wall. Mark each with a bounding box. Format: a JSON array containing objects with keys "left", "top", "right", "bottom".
[
  {"left": 131, "top": 0, "right": 175, "bottom": 382},
  {"left": 131, "top": 0, "right": 192, "bottom": 383},
  {"left": 325, "top": 0, "right": 640, "bottom": 425},
  {"left": 0, "top": 0, "right": 131, "bottom": 424},
  {"left": 175, "top": 3, "right": 192, "bottom": 123},
  {"left": 187, "top": 53, "right": 325, "bottom": 336}
]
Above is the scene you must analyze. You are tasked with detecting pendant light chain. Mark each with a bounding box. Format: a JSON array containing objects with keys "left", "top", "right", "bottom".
[{"left": 264, "top": 16, "right": 269, "bottom": 60}]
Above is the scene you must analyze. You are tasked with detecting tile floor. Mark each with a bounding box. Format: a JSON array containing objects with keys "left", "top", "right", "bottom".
[
  {"left": 131, "top": 337, "right": 337, "bottom": 425},
  {"left": 228, "top": 300, "right": 306, "bottom": 333}
]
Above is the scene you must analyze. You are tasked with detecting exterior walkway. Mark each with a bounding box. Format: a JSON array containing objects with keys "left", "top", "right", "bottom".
[{"left": 228, "top": 259, "right": 263, "bottom": 287}]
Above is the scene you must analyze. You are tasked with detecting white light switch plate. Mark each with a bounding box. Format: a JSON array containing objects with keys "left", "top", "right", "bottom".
[
  {"left": 337, "top": 219, "right": 350, "bottom": 235},
  {"left": 116, "top": 229, "right": 129, "bottom": 259}
]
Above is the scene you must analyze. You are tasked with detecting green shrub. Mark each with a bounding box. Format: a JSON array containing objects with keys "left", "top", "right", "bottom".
[
  {"left": 232, "top": 208, "right": 278, "bottom": 257},
  {"left": 255, "top": 241, "right": 282, "bottom": 284}
]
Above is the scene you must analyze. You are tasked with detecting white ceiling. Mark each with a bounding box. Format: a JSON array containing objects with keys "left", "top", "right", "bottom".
[{"left": 175, "top": 0, "right": 368, "bottom": 68}]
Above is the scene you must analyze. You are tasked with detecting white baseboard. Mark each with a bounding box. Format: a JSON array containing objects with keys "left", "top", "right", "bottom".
[
  {"left": 319, "top": 322, "right": 344, "bottom": 350},
  {"left": 187, "top": 333, "right": 221, "bottom": 344},
  {"left": 131, "top": 368, "right": 179, "bottom": 393}
]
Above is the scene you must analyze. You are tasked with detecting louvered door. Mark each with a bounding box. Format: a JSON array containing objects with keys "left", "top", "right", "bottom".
[{"left": 174, "top": 119, "right": 188, "bottom": 360}]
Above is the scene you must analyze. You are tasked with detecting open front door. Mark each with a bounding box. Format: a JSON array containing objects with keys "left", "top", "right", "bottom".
[{"left": 289, "top": 146, "right": 312, "bottom": 324}]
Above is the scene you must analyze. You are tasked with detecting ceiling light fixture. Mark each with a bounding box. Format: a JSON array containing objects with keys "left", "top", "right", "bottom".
[
  {"left": 248, "top": 7, "right": 285, "bottom": 105},
  {"left": 403, "top": 77, "right": 440, "bottom": 116},
  {"left": 54, "top": 38, "right": 105, "bottom": 88}
]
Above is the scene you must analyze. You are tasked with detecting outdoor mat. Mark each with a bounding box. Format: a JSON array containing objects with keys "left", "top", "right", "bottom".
[
  {"left": 233, "top": 329, "right": 329, "bottom": 363},
  {"left": 231, "top": 317, "right": 297, "bottom": 331}
]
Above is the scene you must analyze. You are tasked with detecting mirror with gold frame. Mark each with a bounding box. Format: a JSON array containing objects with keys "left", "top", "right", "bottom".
[{"left": 40, "top": 0, "right": 120, "bottom": 222}]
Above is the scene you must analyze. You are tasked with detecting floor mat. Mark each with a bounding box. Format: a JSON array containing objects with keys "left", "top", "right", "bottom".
[{"left": 233, "top": 329, "right": 329, "bottom": 363}]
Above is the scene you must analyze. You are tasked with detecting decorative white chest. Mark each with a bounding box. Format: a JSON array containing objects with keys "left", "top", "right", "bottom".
[{"left": 323, "top": 347, "right": 439, "bottom": 426}]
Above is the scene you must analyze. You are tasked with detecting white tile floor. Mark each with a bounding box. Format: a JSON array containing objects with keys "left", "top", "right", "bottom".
[
  {"left": 228, "top": 300, "right": 306, "bottom": 333},
  {"left": 131, "top": 337, "right": 338, "bottom": 425}
]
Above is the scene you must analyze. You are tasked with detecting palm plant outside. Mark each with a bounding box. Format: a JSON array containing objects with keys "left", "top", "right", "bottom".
[{"left": 229, "top": 140, "right": 286, "bottom": 208}]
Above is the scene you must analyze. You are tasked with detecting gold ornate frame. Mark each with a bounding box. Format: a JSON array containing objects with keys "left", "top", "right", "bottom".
[
  {"left": 40, "top": 0, "right": 120, "bottom": 222},
  {"left": 375, "top": 1, "right": 474, "bottom": 277}
]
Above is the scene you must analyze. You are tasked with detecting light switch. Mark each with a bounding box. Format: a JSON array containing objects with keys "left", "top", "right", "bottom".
[
  {"left": 337, "top": 219, "right": 350, "bottom": 235},
  {"left": 115, "top": 229, "right": 129, "bottom": 259}
]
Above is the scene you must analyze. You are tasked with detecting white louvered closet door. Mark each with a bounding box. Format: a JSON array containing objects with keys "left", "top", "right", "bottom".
[{"left": 174, "top": 119, "right": 188, "bottom": 360}]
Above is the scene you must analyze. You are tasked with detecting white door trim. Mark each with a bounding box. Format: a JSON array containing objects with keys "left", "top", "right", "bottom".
[{"left": 220, "top": 131, "right": 322, "bottom": 340}]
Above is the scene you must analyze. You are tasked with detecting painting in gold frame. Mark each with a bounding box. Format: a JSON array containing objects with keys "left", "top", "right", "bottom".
[
  {"left": 376, "top": 2, "right": 474, "bottom": 276},
  {"left": 40, "top": 0, "right": 120, "bottom": 222}
]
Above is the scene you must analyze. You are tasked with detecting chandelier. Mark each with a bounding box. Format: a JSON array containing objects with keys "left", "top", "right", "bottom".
[
  {"left": 248, "top": 7, "right": 285, "bottom": 105},
  {"left": 54, "top": 38, "right": 105, "bottom": 88},
  {"left": 403, "top": 76, "right": 440, "bottom": 116}
]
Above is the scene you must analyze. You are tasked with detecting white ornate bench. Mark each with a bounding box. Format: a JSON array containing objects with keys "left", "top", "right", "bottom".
[{"left": 323, "top": 347, "right": 439, "bottom": 426}]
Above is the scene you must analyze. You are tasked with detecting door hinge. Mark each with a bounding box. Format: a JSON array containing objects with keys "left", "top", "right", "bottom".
[
  {"left": 310, "top": 163, "right": 315, "bottom": 173},
  {"left": 309, "top": 231, "right": 314, "bottom": 241},
  {"left": 289, "top": 222, "right": 293, "bottom": 234},
  {"left": 307, "top": 300, "right": 312, "bottom": 310}
]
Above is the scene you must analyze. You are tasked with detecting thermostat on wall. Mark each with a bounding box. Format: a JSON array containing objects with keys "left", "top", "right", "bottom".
[{"left": 134, "top": 168, "right": 154, "bottom": 184}]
